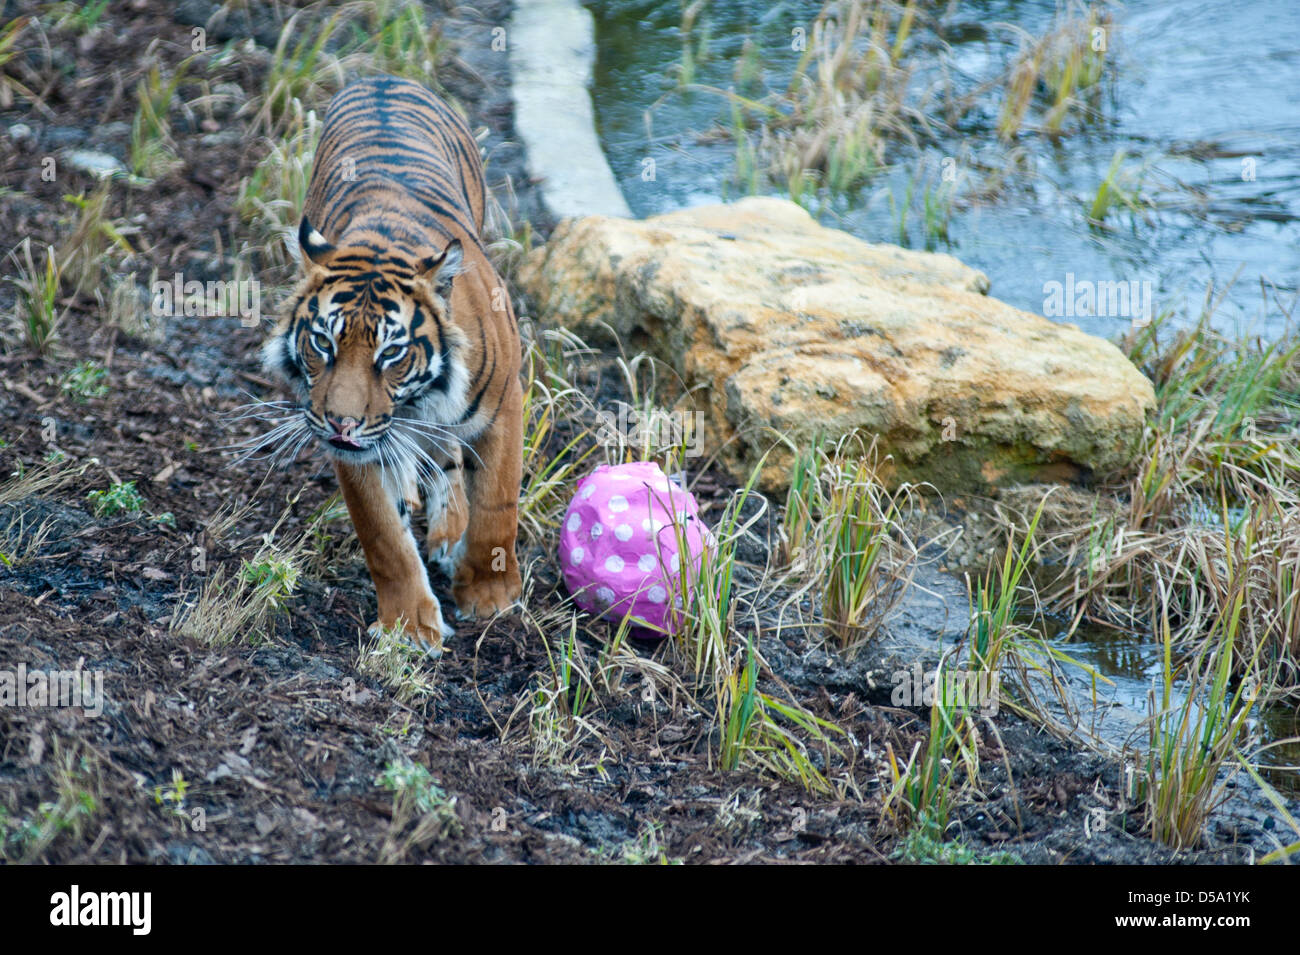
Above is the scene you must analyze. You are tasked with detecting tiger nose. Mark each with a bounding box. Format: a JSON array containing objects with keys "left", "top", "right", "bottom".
[{"left": 327, "top": 415, "right": 361, "bottom": 438}]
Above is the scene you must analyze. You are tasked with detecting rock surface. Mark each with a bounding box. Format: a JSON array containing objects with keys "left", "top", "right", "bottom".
[{"left": 519, "top": 197, "right": 1155, "bottom": 492}]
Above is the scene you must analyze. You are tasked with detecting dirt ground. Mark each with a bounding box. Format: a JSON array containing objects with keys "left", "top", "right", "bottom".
[{"left": 0, "top": 0, "right": 1281, "bottom": 864}]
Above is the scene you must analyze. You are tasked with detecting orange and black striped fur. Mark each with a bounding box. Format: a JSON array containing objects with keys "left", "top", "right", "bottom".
[{"left": 262, "top": 75, "right": 522, "bottom": 652}]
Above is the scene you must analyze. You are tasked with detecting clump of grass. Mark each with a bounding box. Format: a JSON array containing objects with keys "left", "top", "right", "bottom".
[
  {"left": 0, "top": 508, "right": 56, "bottom": 569},
  {"left": 302, "top": 492, "right": 356, "bottom": 575},
  {"left": 129, "top": 59, "right": 190, "bottom": 181},
  {"left": 101, "top": 270, "right": 162, "bottom": 343},
  {"left": 672, "top": 0, "right": 712, "bottom": 89},
  {"left": 0, "top": 459, "right": 83, "bottom": 508},
  {"left": 754, "top": 0, "right": 924, "bottom": 197},
  {"left": 60, "top": 360, "right": 108, "bottom": 402},
  {"left": 349, "top": 0, "right": 449, "bottom": 86},
  {"left": 249, "top": 1, "right": 452, "bottom": 141},
  {"left": 238, "top": 554, "right": 299, "bottom": 611},
  {"left": 50, "top": 0, "right": 110, "bottom": 35},
  {"left": 1087, "top": 149, "right": 1151, "bottom": 227},
  {"left": 504, "top": 564, "right": 681, "bottom": 770},
  {"left": 357, "top": 621, "right": 438, "bottom": 704},
  {"left": 0, "top": 16, "right": 41, "bottom": 111},
  {"left": 236, "top": 100, "right": 321, "bottom": 280},
  {"left": 0, "top": 743, "right": 101, "bottom": 863},
  {"left": 997, "top": 2, "right": 1112, "bottom": 140},
  {"left": 5, "top": 238, "right": 66, "bottom": 352},
  {"left": 86, "top": 480, "right": 144, "bottom": 518},
  {"left": 965, "top": 491, "right": 1107, "bottom": 733},
  {"left": 171, "top": 526, "right": 305, "bottom": 647},
  {"left": 883, "top": 653, "right": 982, "bottom": 834},
  {"left": 523, "top": 614, "right": 604, "bottom": 768},
  {"left": 1139, "top": 579, "right": 1268, "bottom": 849},
  {"left": 612, "top": 821, "right": 682, "bottom": 865},
  {"left": 1026, "top": 299, "right": 1300, "bottom": 698},
  {"left": 374, "top": 758, "right": 460, "bottom": 863},
  {"left": 669, "top": 468, "right": 849, "bottom": 794},
  {"left": 818, "top": 457, "right": 919, "bottom": 651},
  {"left": 58, "top": 184, "right": 135, "bottom": 297},
  {"left": 518, "top": 327, "right": 600, "bottom": 547},
  {"left": 250, "top": 9, "right": 348, "bottom": 138},
  {"left": 893, "top": 809, "right": 1022, "bottom": 864},
  {"left": 781, "top": 436, "right": 921, "bottom": 654},
  {"left": 151, "top": 768, "right": 192, "bottom": 821}
]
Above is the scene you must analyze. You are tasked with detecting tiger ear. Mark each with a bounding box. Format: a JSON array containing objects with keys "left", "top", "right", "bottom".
[
  {"left": 298, "top": 217, "right": 335, "bottom": 269},
  {"left": 419, "top": 239, "right": 465, "bottom": 297}
]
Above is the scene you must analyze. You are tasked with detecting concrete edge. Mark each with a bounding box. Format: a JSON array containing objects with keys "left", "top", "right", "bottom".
[{"left": 508, "top": 0, "right": 632, "bottom": 221}]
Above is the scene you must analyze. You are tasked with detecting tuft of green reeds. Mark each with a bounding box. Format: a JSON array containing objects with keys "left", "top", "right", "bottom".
[
  {"left": 1139, "top": 578, "right": 1268, "bottom": 849},
  {"left": 129, "top": 59, "right": 191, "bottom": 180},
  {"left": 883, "top": 650, "right": 981, "bottom": 834},
  {"left": 5, "top": 238, "right": 65, "bottom": 352},
  {"left": 997, "top": 3, "right": 1112, "bottom": 141},
  {"left": 667, "top": 466, "right": 849, "bottom": 794},
  {"left": 780, "top": 436, "right": 921, "bottom": 654}
]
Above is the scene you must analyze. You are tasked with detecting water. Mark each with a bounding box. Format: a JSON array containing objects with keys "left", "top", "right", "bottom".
[
  {"left": 587, "top": 0, "right": 1300, "bottom": 340},
  {"left": 585, "top": 0, "right": 1300, "bottom": 788}
]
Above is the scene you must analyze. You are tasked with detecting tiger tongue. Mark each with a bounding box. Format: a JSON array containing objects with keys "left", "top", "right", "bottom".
[{"left": 328, "top": 434, "right": 363, "bottom": 450}]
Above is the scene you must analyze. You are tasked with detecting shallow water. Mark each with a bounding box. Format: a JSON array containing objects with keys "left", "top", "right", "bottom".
[
  {"left": 588, "top": 0, "right": 1300, "bottom": 340},
  {"left": 586, "top": 0, "right": 1300, "bottom": 789},
  {"left": 1041, "top": 615, "right": 1300, "bottom": 793}
]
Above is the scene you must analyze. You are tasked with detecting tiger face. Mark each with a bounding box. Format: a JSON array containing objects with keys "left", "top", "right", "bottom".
[{"left": 263, "top": 219, "right": 470, "bottom": 465}]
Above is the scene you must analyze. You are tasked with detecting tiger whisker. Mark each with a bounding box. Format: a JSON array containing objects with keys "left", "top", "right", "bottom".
[{"left": 391, "top": 419, "right": 484, "bottom": 471}]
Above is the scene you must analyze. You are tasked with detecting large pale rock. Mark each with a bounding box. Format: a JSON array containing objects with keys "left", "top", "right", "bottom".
[{"left": 518, "top": 197, "right": 1155, "bottom": 492}]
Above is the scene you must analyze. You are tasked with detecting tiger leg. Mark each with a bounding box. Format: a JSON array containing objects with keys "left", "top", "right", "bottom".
[
  {"left": 425, "top": 443, "right": 469, "bottom": 577},
  {"left": 335, "top": 458, "right": 452, "bottom": 652},
  {"left": 452, "top": 376, "right": 523, "bottom": 618}
]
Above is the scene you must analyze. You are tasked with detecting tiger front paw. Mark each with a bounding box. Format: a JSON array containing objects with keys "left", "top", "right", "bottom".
[
  {"left": 452, "top": 555, "right": 522, "bottom": 620},
  {"left": 374, "top": 583, "right": 453, "bottom": 654}
]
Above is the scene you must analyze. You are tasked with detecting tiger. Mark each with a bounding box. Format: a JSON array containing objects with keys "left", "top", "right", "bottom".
[{"left": 261, "top": 74, "right": 523, "bottom": 653}]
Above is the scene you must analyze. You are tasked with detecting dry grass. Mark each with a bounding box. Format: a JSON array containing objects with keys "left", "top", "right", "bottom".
[
  {"left": 956, "top": 286, "right": 1300, "bottom": 700},
  {"left": 997, "top": 2, "right": 1112, "bottom": 140},
  {"left": 170, "top": 507, "right": 309, "bottom": 647},
  {"left": 357, "top": 622, "right": 439, "bottom": 705},
  {"left": 706, "top": 0, "right": 1116, "bottom": 205},
  {"left": 731, "top": 0, "right": 930, "bottom": 197}
]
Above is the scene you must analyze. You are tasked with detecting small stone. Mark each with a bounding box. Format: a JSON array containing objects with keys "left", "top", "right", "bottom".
[{"left": 64, "top": 149, "right": 126, "bottom": 178}]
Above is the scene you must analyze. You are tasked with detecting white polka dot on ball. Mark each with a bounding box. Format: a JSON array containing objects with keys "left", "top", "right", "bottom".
[
  {"left": 580, "top": 483, "right": 596, "bottom": 499},
  {"left": 590, "top": 522, "right": 603, "bottom": 539},
  {"left": 605, "top": 555, "right": 625, "bottom": 573},
  {"left": 608, "top": 494, "right": 628, "bottom": 512},
  {"left": 571, "top": 546, "right": 584, "bottom": 565},
  {"left": 637, "top": 553, "right": 657, "bottom": 573},
  {"left": 615, "top": 524, "right": 633, "bottom": 541},
  {"left": 567, "top": 512, "right": 582, "bottom": 532},
  {"left": 596, "top": 586, "right": 615, "bottom": 606},
  {"left": 670, "top": 553, "right": 680, "bottom": 573},
  {"left": 647, "top": 585, "right": 667, "bottom": 604}
]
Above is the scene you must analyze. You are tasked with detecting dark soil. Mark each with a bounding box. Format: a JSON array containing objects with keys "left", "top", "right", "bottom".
[{"left": 0, "top": 0, "right": 1281, "bottom": 864}]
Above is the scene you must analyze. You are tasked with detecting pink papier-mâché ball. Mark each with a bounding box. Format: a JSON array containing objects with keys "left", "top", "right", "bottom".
[{"left": 559, "top": 461, "right": 710, "bottom": 637}]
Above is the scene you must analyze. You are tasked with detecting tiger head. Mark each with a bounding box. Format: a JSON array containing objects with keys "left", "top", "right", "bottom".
[{"left": 262, "top": 218, "right": 470, "bottom": 464}]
